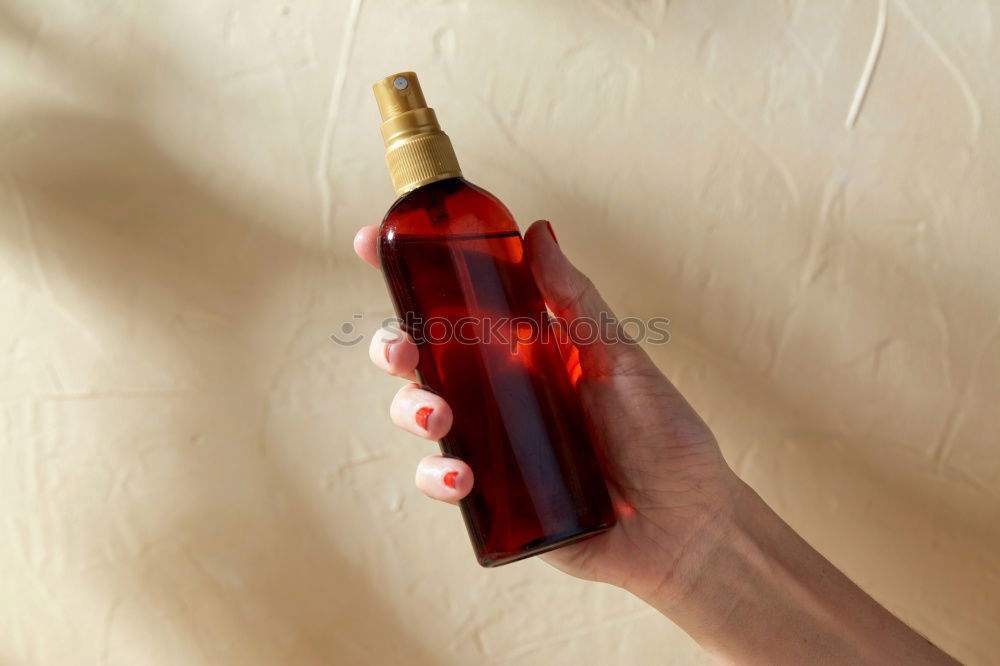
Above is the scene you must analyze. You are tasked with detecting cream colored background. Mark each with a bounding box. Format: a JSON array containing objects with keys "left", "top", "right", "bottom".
[{"left": 1, "top": 1, "right": 998, "bottom": 664}]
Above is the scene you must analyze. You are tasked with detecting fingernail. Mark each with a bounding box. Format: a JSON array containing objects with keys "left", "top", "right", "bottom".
[
  {"left": 545, "top": 221, "right": 559, "bottom": 246},
  {"left": 415, "top": 406, "right": 434, "bottom": 431},
  {"left": 383, "top": 333, "right": 400, "bottom": 364},
  {"left": 443, "top": 470, "right": 458, "bottom": 489}
]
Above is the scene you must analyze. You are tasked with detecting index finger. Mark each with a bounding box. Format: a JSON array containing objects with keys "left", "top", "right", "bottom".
[{"left": 353, "top": 225, "right": 380, "bottom": 270}]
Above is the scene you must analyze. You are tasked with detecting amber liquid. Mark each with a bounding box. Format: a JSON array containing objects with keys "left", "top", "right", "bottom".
[{"left": 379, "top": 178, "right": 615, "bottom": 566}]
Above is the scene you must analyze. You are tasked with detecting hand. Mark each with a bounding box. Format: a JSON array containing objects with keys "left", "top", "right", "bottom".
[
  {"left": 354, "top": 220, "right": 740, "bottom": 601},
  {"left": 355, "top": 220, "right": 959, "bottom": 665}
]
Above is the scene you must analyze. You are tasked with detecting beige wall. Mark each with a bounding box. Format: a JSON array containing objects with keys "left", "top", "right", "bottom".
[{"left": 1, "top": 1, "right": 998, "bottom": 664}]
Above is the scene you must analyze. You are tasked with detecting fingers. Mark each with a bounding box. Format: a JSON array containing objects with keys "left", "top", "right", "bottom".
[
  {"left": 523, "top": 220, "right": 622, "bottom": 322},
  {"left": 523, "top": 220, "right": 658, "bottom": 378},
  {"left": 390, "top": 385, "right": 469, "bottom": 504},
  {"left": 415, "top": 455, "right": 473, "bottom": 503},
  {"left": 390, "top": 383, "right": 454, "bottom": 440},
  {"left": 356, "top": 226, "right": 472, "bottom": 506},
  {"left": 386, "top": 376, "right": 470, "bottom": 505},
  {"left": 387, "top": 383, "right": 471, "bottom": 504},
  {"left": 369, "top": 327, "right": 419, "bottom": 380},
  {"left": 353, "top": 225, "right": 380, "bottom": 270}
]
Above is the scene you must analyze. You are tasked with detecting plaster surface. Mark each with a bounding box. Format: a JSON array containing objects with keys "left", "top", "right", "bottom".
[{"left": 1, "top": 1, "right": 998, "bottom": 664}]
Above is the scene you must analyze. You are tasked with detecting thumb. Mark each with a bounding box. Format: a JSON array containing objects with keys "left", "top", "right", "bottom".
[{"left": 524, "top": 220, "right": 658, "bottom": 379}]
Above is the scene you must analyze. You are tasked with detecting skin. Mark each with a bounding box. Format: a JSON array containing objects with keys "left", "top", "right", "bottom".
[{"left": 354, "top": 220, "right": 959, "bottom": 665}]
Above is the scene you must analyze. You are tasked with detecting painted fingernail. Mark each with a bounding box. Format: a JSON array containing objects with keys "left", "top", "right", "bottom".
[
  {"left": 545, "top": 221, "right": 559, "bottom": 246},
  {"left": 415, "top": 406, "right": 434, "bottom": 430},
  {"left": 443, "top": 470, "right": 458, "bottom": 489}
]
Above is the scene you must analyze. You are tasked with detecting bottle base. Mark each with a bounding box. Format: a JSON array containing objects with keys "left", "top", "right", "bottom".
[{"left": 477, "top": 520, "right": 616, "bottom": 568}]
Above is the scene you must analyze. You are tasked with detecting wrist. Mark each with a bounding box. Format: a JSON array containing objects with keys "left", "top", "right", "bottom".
[
  {"left": 632, "top": 479, "right": 801, "bottom": 661},
  {"left": 633, "top": 477, "right": 959, "bottom": 665},
  {"left": 624, "top": 469, "right": 750, "bottom": 614}
]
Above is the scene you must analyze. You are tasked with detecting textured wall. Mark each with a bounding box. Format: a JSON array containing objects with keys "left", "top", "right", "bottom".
[{"left": 1, "top": 1, "right": 998, "bottom": 664}]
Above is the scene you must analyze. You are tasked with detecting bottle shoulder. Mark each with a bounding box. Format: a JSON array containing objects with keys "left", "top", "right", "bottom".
[{"left": 381, "top": 177, "right": 518, "bottom": 238}]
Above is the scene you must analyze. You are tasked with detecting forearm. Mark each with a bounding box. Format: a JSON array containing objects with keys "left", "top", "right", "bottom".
[{"left": 639, "top": 480, "right": 957, "bottom": 665}]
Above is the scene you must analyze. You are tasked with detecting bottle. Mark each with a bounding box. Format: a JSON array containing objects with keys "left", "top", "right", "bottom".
[{"left": 372, "top": 72, "right": 615, "bottom": 567}]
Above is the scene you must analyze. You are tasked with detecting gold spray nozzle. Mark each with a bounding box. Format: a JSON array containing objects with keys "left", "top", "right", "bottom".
[
  {"left": 372, "top": 71, "right": 462, "bottom": 196},
  {"left": 373, "top": 72, "right": 428, "bottom": 121}
]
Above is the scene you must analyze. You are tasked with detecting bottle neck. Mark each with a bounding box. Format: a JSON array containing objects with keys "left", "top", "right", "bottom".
[{"left": 383, "top": 129, "right": 462, "bottom": 196}]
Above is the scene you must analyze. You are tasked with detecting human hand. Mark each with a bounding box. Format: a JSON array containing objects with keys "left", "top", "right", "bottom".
[{"left": 354, "top": 219, "right": 741, "bottom": 601}]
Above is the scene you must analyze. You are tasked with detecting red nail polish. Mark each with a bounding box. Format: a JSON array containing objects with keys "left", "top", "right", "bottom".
[
  {"left": 546, "top": 221, "right": 559, "bottom": 246},
  {"left": 443, "top": 470, "right": 458, "bottom": 489},
  {"left": 415, "top": 406, "right": 434, "bottom": 430}
]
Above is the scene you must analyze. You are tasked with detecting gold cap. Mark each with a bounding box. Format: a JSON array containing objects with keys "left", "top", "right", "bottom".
[{"left": 373, "top": 72, "right": 462, "bottom": 196}]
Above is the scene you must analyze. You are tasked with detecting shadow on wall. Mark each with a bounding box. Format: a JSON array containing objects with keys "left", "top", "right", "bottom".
[{"left": 0, "top": 5, "right": 437, "bottom": 666}]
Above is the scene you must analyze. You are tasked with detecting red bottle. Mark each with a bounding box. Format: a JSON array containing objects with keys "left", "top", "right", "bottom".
[{"left": 372, "top": 72, "right": 615, "bottom": 566}]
